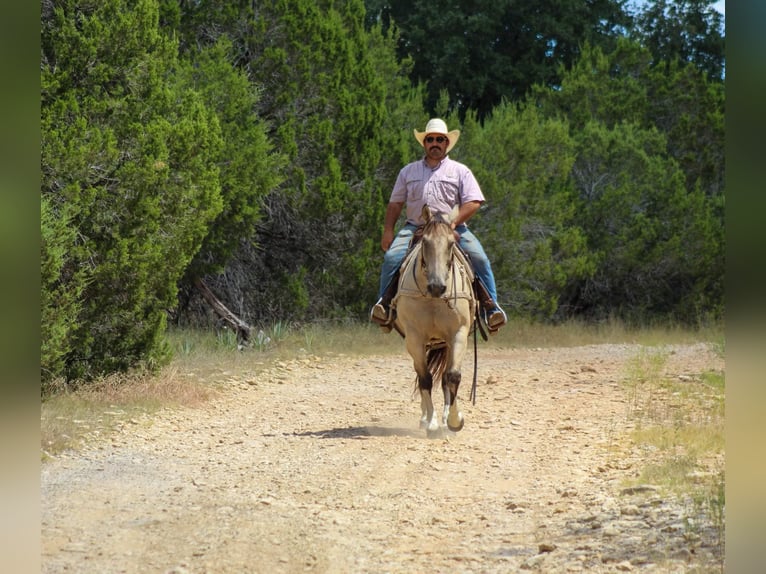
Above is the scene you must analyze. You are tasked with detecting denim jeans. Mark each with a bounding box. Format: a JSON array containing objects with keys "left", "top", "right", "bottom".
[{"left": 378, "top": 223, "right": 499, "bottom": 304}]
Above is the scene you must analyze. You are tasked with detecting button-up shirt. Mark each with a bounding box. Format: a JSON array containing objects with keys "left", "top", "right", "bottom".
[{"left": 389, "top": 156, "right": 485, "bottom": 226}]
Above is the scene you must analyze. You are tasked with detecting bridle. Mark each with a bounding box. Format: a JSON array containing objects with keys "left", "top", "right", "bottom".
[{"left": 411, "top": 220, "right": 457, "bottom": 302}]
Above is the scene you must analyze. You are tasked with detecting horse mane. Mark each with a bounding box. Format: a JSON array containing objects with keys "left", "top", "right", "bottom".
[{"left": 421, "top": 211, "right": 452, "bottom": 236}]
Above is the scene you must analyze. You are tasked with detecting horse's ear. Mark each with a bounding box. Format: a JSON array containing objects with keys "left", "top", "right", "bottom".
[
  {"left": 422, "top": 204, "right": 432, "bottom": 223},
  {"left": 448, "top": 205, "right": 460, "bottom": 224}
]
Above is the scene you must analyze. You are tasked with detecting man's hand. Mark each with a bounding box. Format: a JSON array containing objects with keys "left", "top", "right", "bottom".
[
  {"left": 381, "top": 202, "right": 404, "bottom": 251},
  {"left": 381, "top": 228, "right": 395, "bottom": 251}
]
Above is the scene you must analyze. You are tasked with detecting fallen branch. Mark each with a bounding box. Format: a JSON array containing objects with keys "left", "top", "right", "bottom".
[{"left": 193, "top": 277, "right": 252, "bottom": 343}]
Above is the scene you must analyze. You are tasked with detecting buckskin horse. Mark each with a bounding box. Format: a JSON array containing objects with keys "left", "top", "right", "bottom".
[{"left": 392, "top": 205, "right": 477, "bottom": 437}]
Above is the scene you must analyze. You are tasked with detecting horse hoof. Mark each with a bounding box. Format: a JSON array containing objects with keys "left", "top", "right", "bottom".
[{"left": 447, "top": 418, "right": 464, "bottom": 432}]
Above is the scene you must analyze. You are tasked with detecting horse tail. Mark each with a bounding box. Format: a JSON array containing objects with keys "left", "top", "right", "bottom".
[
  {"left": 411, "top": 344, "right": 449, "bottom": 396},
  {"left": 426, "top": 344, "right": 448, "bottom": 386}
]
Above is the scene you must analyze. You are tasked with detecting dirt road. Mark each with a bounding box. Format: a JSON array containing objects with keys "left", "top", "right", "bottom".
[{"left": 41, "top": 343, "right": 723, "bottom": 573}]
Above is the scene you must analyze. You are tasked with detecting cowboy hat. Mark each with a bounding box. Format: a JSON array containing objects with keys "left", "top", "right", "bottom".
[{"left": 414, "top": 118, "right": 460, "bottom": 154}]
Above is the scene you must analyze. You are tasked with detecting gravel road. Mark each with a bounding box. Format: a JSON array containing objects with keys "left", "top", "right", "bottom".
[{"left": 41, "top": 342, "right": 724, "bottom": 573}]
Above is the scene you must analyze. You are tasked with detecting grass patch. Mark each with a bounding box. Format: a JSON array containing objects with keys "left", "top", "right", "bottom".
[
  {"left": 41, "top": 366, "right": 213, "bottom": 460},
  {"left": 497, "top": 316, "right": 722, "bottom": 348},
  {"left": 621, "top": 350, "right": 725, "bottom": 562}
]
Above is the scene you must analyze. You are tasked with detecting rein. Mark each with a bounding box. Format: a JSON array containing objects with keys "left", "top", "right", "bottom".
[{"left": 470, "top": 308, "right": 479, "bottom": 404}]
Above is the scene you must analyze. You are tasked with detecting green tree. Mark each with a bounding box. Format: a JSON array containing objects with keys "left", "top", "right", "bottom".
[
  {"left": 175, "top": 38, "right": 284, "bottom": 280},
  {"left": 456, "top": 104, "right": 592, "bottom": 318},
  {"left": 530, "top": 39, "right": 723, "bottom": 321},
  {"left": 533, "top": 39, "right": 723, "bottom": 204},
  {"left": 41, "top": 0, "right": 224, "bottom": 380},
  {"left": 630, "top": 0, "right": 725, "bottom": 81},
  {"left": 40, "top": 196, "right": 84, "bottom": 386},
  {"left": 644, "top": 58, "right": 724, "bottom": 199},
  {"left": 365, "top": 0, "right": 632, "bottom": 120},
  {"left": 567, "top": 121, "right": 720, "bottom": 321},
  {"left": 173, "top": 0, "right": 393, "bottom": 322},
  {"left": 532, "top": 39, "right": 652, "bottom": 131}
]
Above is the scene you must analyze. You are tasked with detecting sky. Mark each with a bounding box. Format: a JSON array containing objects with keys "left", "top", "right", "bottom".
[
  {"left": 713, "top": 1, "right": 725, "bottom": 16},
  {"left": 630, "top": 1, "right": 725, "bottom": 17}
]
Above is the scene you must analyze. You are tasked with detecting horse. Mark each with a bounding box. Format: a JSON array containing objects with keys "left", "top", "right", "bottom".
[{"left": 391, "top": 205, "right": 477, "bottom": 437}]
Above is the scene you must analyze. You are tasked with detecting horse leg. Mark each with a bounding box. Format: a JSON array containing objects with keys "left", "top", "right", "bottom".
[
  {"left": 442, "top": 328, "right": 469, "bottom": 432},
  {"left": 407, "top": 339, "right": 439, "bottom": 434},
  {"left": 418, "top": 371, "right": 439, "bottom": 434},
  {"left": 443, "top": 370, "right": 464, "bottom": 432}
]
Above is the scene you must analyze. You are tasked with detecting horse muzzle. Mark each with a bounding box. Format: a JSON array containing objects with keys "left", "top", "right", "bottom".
[{"left": 427, "top": 283, "right": 447, "bottom": 298}]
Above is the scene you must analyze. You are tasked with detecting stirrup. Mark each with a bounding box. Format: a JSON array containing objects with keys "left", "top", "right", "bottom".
[
  {"left": 370, "top": 300, "right": 393, "bottom": 333},
  {"left": 486, "top": 307, "right": 507, "bottom": 332}
]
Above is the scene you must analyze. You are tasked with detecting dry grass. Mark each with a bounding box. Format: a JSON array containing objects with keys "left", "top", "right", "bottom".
[
  {"left": 621, "top": 348, "right": 725, "bottom": 563},
  {"left": 501, "top": 317, "right": 723, "bottom": 348},
  {"left": 41, "top": 366, "right": 213, "bottom": 460}
]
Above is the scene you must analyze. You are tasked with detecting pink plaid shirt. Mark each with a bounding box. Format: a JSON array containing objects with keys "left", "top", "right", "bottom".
[{"left": 389, "top": 156, "right": 485, "bottom": 226}]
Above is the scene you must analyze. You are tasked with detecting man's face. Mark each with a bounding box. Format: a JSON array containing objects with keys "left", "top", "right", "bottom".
[{"left": 424, "top": 134, "right": 448, "bottom": 160}]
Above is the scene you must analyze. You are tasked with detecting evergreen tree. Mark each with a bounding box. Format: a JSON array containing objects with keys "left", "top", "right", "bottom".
[
  {"left": 644, "top": 58, "right": 724, "bottom": 199},
  {"left": 530, "top": 39, "right": 723, "bottom": 321},
  {"left": 175, "top": 38, "right": 284, "bottom": 280},
  {"left": 567, "top": 121, "right": 720, "bottom": 322},
  {"left": 174, "top": 0, "right": 392, "bottom": 322},
  {"left": 40, "top": 195, "right": 83, "bottom": 387},
  {"left": 364, "top": 0, "right": 632, "bottom": 120},
  {"left": 41, "top": 0, "right": 224, "bottom": 380},
  {"left": 630, "top": 0, "right": 725, "bottom": 81},
  {"left": 457, "top": 104, "right": 592, "bottom": 318},
  {"left": 533, "top": 38, "right": 724, "bottom": 199}
]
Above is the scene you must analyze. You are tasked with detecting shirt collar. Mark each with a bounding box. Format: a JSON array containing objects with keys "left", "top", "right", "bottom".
[{"left": 422, "top": 155, "right": 449, "bottom": 170}]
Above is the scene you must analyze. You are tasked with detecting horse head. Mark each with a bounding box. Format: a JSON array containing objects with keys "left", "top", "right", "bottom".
[{"left": 420, "top": 205, "right": 459, "bottom": 298}]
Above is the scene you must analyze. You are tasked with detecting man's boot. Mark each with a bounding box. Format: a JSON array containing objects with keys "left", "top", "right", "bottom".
[
  {"left": 473, "top": 278, "right": 506, "bottom": 333},
  {"left": 370, "top": 273, "right": 399, "bottom": 333},
  {"left": 370, "top": 297, "right": 392, "bottom": 332},
  {"left": 486, "top": 305, "right": 507, "bottom": 332}
]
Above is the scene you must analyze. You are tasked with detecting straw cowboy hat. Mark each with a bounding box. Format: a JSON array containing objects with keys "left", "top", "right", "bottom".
[{"left": 414, "top": 118, "right": 460, "bottom": 154}]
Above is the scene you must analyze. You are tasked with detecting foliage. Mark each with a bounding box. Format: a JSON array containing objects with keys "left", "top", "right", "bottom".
[
  {"left": 364, "top": 0, "right": 632, "bottom": 120},
  {"left": 173, "top": 0, "right": 395, "bottom": 322},
  {"left": 534, "top": 39, "right": 724, "bottom": 200},
  {"left": 629, "top": 0, "right": 725, "bottom": 81},
  {"left": 645, "top": 58, "right": 725, "bottom": 199},
  {"left": 457, "top": 104, "right": 592, "bottom": 318},
  {"left": 41, "top": 0, "right": 224, "bottom": 380},
  {"left": 40, "top": 195, "right": 84, "bottom": 385},
  {"left": 566, "top": 121, "right": 721, "bottom": 321},
  {"left": 39, "top": 0, "right": 725, "bottom": 385},
  {"left": 176, "top": 38, "right": 284, "bottom": 279},
  {"left": 531, "top": 40, "right": 724, "bottom": 322}
]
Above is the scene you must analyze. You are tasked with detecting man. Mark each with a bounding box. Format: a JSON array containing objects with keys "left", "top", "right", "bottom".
[{"left": 370, "top": 118, "right": 507, "bottom": 333}]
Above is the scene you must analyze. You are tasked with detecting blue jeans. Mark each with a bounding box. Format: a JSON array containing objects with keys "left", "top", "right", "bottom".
[{"left": 378, "top": 223, "right": 499, "bottom": 304}]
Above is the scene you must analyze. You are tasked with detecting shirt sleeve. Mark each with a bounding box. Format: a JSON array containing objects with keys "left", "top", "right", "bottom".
[
  {"left": 389, "top": 168, "right": 408, "bottom": 203},
  {"left": 459, "top": 166, "right": 485, "bottom": 204}
]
